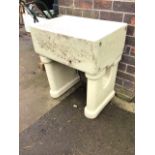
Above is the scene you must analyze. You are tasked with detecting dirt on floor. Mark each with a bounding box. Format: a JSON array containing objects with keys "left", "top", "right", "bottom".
[{"left": 20, "top": 86, "right": 135, "bottom": 155}]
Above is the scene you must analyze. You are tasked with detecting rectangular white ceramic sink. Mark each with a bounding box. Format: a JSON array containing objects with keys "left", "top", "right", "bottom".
[
  {"left": 30, "top": 15, "right": 127, "bottom": 119},
  {"left": 30, "top": 15, "right": 127, "bottom": 74}
]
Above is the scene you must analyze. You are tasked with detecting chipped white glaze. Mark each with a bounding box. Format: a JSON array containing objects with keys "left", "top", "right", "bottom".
[{"left": 31, "top": 15, "right": 127, "bottom": 74}]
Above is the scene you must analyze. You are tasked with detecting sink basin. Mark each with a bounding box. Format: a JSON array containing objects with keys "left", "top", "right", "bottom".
[
  {"left": 30, "top": 15, "right": 127, "bottom": 74},
  {"left": 30, "top": 15, "right": 127, "bottom": 119}
]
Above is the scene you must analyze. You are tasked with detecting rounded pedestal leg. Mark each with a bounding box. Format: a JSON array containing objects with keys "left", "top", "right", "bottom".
[
  {"left": 84, "top": 64, "right": 118, "bottom": 119},
  {"left": 40, "top": 56, "right": 80, "bottom": 98}
]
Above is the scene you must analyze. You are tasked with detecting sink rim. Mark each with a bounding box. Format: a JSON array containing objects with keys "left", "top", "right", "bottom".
[{"left": 30, "top": 15, "right": 127, "bottom": 42}]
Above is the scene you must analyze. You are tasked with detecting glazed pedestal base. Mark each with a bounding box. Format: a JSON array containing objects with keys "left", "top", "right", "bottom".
[
  {"left": 40, "top": 56, "right": 80, "bottom": 98},
  {"left": 84, "top": 63, "right": 118, "bottom": 119},
  {"left": 40, "top": 56, "right": 118, "bottom": 119}
]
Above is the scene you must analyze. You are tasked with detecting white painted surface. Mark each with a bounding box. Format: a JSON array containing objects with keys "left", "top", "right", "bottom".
[
  {"left": 31, "top": 15, "right": 127, "bottom": 41},
  {"left": 85, "top": 63, "right": 119, "bottom": 119},
  {"left": 40, "top": 56, "right": 80, "bottom": 98}
]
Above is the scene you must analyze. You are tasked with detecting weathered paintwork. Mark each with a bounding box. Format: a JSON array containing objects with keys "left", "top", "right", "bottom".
[{"left": 30, "top": 15, "right": 127, "bottom": 74}]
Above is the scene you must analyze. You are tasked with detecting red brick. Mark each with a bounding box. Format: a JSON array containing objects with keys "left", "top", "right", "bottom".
[
  {"left": 117, "top": 71, "right": 135, "bottom": 82},
  {"left": 127, "top": 25, "right": 135, "bottom": 36},
  {"left": 94, "top": 0, "right": 112, "bottom": 10},
  {"left": 100, "top": 11, "right": 123, "bottom": 22},
  {"left": 59, "top": 7, "right": 67, "bottom": 14},
  {"left": 123, "top": 80, "right": 135, "bottom": 90},
  {"left": 124, "top": 14, "right": 135, "bottom": 25},
  {"left": 116, "top": 77, "right": 123, "bottom": 86},
  {"left": 121, "top": 55, "right": 135, "bottom": 66},
  {"left": 65, "top": 8, "right": 83, "bottom": 16},
  {"left": 113, "top": 1, "right": 135, "bottom": 13},
  {"left": 126, "top": 65, "right": 135, "bottom": 74},
  {"left": 125, "top": 36, "right": 135, "bottom": 46},
  {"left": 130, "top": 47, "right": 135, "bottom": 56},
  {"left": 83, "top": 10, "right": 99, "bottom": 19},
  {"left": 73, "top": 9, "right": 83, "bottom": 16},
  {"left": 59, "top": 0, "right": 73, "bottom": 6},
  {"left": 115, "top": 84, "right": 135, "bottom": 100},
  {"left": 74, "top": 0, "right": 93, "bottom": 9},
  {"left": 66, "top": 8, "right": 73, "bottom": 15},
  {"left": 118, "top": 62, "right": 126, "bottom": 71},
  {"left": 123, "top": 45, "right": 130, "bottom": 55}
]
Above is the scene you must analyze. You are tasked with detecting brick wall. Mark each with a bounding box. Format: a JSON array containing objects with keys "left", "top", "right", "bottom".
[{"left": 57, "top": 0, "right": 135, "bottom": 102}]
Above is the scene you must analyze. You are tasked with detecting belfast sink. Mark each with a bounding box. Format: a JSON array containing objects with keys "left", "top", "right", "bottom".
[{"left": 30, "top": 15, "right": 127, "bottom": 119}]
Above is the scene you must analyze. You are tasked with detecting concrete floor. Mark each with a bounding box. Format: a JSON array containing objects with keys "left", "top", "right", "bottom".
[
  {"left": 19, "top": 27, "right": 135, "bottom": 155},
  {"left": 19, "top": 27, "right": 80, "bottom": 132}
]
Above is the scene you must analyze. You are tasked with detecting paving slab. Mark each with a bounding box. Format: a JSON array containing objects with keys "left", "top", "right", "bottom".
[{"left": 20, "top": 86, "right": 134, "bottom": 155}]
